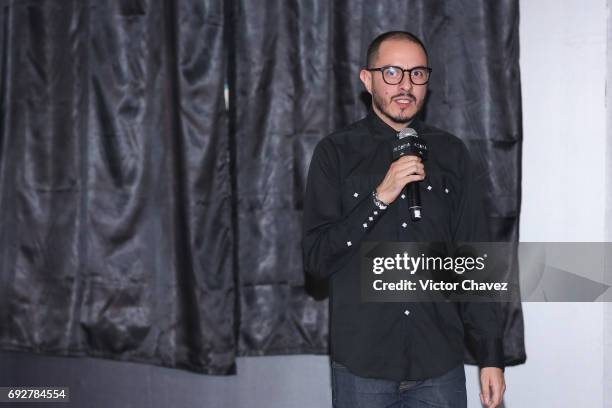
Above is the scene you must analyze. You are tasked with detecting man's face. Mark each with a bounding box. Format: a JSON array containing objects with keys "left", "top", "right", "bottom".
[{"left": 359, "top": 39, "right": 428, "bottom": 131}]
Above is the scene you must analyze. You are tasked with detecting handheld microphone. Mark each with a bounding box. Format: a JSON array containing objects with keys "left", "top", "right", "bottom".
[{"left": 392, "top": 128, "right": 428, "bottom": 222}]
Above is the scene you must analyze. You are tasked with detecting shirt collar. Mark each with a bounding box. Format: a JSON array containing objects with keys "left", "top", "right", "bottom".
[{"left": 364, "top": 109, "right": 424, "bottom": 140}]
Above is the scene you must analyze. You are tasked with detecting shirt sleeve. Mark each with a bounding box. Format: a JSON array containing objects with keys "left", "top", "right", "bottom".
[
  {"left": 453, "top": 141, "right": 505, "bottom": 369},
  {"left": 302, "top": 138, "right": 387, "bottom": 280}
]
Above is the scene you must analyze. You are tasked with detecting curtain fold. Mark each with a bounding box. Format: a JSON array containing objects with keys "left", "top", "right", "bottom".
[{"left": 229, "top": 0, "right": 332, "bottom": 356}]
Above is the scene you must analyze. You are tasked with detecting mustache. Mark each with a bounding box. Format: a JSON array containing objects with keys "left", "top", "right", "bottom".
[{"left": 392, "top": 93, "right": 416, "bottom": 101}]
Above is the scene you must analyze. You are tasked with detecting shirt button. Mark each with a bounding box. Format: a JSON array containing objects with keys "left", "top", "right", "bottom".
[
  {"left": 427, "top": 185, "right": 432, "bottom": 191},
  {"left": 362, "top": 223, "right": 368, "bottom": 228},
  {"left": 373, "top": 211, "right": 378, "bottom": 215},
  {"left": 404, "top": 310, "right": 410, "bottom": 316},
  {"left": 401, "top": 222, "right": 408, "bottom": 228},
  {"left": 368, "top": 217, "right": 373, "bottom": 221},
  {"left": 444, "top": 188, "right": 450, "bottom": 194},
  {"left": 400, "top": 194, "right": 406, "bottom": 199},
  {"left": 353, "top": 192, "right": 359, "bottom": 198},
  {"left": 346, "top": 241, "right": 352, "bottom": 247}
]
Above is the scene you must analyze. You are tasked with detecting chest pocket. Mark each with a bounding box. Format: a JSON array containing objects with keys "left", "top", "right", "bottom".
[
  {"left": 420, "top": 168, "right": 457, "bottom": 226},
  {"left": 340, "top": 174, "right": 383, "bottom": 215}
]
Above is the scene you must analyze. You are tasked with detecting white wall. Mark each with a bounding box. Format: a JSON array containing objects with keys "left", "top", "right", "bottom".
[
  {"left": 606, "top": 2, "right": 612, "bottom": 406},
  {"left": 520, "top": 3, "right": 606, "bottom": 242},
  {"left": 507, "top": 1, "right": 608, "bottom": 408}
]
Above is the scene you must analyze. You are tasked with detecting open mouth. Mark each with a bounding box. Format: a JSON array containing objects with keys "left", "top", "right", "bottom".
[{"left": 393, "top": 98, "right": 414, "bottom": 108}]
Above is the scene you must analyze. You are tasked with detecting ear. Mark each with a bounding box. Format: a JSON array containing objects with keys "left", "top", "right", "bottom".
[{"left": 359, "top": 69, "right": 372, "bottom": 94}]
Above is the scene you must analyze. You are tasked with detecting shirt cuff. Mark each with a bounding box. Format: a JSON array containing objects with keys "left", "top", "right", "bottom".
[
  {"left": 474, "top": 337, "right": 505, "bottom": 369},
  {"left": 337, "top": 191, "right": 388, "bottom": 250}
]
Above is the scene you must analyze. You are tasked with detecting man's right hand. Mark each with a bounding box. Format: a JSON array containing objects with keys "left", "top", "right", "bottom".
[{"left": 375, "top": 156, "right": 425, "bottom": 205}]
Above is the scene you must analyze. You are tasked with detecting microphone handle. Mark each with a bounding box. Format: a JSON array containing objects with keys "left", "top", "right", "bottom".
[{"left": 406, "top": 179, "right": 422, "bottom": 222}]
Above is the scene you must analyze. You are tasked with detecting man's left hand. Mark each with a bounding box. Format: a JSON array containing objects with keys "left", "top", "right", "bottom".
[{"left": 479, "top": 367, "right": 505, "bottom": 407}]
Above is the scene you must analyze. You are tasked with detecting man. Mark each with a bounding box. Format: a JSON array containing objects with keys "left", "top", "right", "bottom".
[{"left": 302, "top": 31, "right": 506, "bottom": 408}]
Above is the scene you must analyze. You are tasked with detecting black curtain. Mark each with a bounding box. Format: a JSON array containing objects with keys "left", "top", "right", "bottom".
[
  {"left": 0, "top": 0, "right": 525, "bottom": 375},
  {"left": 0, "top": 0, "right": 235, "bottom": 374}
]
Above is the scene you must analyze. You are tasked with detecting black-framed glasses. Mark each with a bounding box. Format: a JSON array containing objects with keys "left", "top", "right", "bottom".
[{"left": 366, "top": 65, "right": 432, "bottom": 85}]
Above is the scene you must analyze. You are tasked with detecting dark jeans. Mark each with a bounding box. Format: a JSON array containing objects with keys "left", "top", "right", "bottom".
[{"left": 331, "top": 361, "right": 467, "bottom": 408}]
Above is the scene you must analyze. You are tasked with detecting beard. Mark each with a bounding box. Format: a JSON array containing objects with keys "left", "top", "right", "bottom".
[{"left": 372, "top": 90, "right": 420, "bottom": 124}]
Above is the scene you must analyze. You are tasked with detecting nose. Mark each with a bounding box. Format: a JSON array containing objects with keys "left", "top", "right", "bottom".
[{"left": 399, "top": 72, "right": 413, "bottom": 91}]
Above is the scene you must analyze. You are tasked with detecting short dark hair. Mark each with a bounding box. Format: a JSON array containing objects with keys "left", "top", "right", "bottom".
[{"left": 366, "top": 31, "right": 428, "bottom": 68}]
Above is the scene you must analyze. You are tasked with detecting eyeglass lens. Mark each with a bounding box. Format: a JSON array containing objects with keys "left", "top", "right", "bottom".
[{"left": 383, "top": 66, "right": 429, "bottom": 85}]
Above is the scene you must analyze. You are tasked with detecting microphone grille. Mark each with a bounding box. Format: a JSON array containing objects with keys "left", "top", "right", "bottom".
[{"left": 398, "top": 127, "right": 418, "bottom": 139}]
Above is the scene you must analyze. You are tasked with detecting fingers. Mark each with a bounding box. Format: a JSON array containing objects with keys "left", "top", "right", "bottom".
[
  {"left": 388, "top": 161, "right": 426, "bottom": 191},
  {"left": 480, "top": 373, "right": 493, "bottom": 407},
  {"left": 489, "top": 380, "right": 506, "bottom": 407},
  {"left": 391, "top": 158, "right": 425, "bottom": 178},
  {"left": 395, "top": 155, "right": 422, "bottom": 165},
  {"left": 376, "top": 156, "right": 426, "bottom": 204},
  {"left": 398, "top": 166, "right": 425, "bottom": 179},
  {"left": 397, "top": 173, "right": 425, "bottom": 185},
  {"left": 480, "top": 371, "right": 506, "bottom": 408},
  {"left": 392, "top": 156, "right": 423, "bottom": 171},
  {"left": 479, "top": 376, "right": 491, "bottom": 406}
]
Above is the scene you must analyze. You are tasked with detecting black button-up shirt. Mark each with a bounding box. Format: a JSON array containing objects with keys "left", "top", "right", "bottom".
[{"left": 302, "top": 111, "right": 504, "bottom": 381}]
